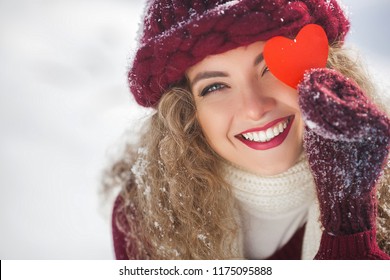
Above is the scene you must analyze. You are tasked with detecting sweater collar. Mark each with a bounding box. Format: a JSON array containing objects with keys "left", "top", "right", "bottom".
[{"left": 222, "top": 153, "right": 317, "bottom": 218}]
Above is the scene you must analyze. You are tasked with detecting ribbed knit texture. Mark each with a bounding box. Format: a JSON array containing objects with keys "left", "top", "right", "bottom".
[
  {"left": 315, "top": 230, "right": 390, "bottom": 260},
  {"left": 223, "top": 154, "right": 316, "bottom": 218}
]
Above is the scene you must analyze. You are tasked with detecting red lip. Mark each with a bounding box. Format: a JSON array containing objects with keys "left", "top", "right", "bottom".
[{"left": 236, "top": 115, "right": 294, "bottom": 151}]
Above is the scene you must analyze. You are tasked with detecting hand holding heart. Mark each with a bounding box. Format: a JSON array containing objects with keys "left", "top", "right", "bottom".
[{"left": 266, "top": 25, "right": 390, "bottom": 259}]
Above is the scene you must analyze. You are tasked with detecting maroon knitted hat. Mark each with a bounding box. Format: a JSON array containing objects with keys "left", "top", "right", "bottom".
[{"left": 129, "top": 0, "right": 350, "bottom": 107}]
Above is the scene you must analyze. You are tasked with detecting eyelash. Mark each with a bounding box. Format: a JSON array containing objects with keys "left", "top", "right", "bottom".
[
  {"left": 262, "top": 66, "right": 270, "bottom": 76},
  {"left": 199, "top": 66, "right": 270, "bottom": 97},
  {"left": 200, "top": 83, "right": 227, "bottom": 96}
]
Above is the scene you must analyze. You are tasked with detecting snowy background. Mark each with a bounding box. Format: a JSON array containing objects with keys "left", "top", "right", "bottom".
[{"left": 0, "top": 0, "right": 389, "bottom": 259}]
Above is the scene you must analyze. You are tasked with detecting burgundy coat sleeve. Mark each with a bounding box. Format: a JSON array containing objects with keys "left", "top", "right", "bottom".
[{"left": 112, "top": 195, "right": 130, "bottom": 260}]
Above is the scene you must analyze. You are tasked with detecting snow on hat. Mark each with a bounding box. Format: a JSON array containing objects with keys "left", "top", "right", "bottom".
[{"left": 129, "top": 0, "right": 350, "bottom": 108}]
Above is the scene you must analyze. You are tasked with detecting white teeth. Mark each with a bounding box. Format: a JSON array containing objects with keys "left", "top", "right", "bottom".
[
  {"left": 259, "top": 131, "right": 267, "bottom": 142},
  {"left": 278, "top": 123, "right": 284, "bottom": 133},
  {"left": 266, "top": 128, "right": 274, "bottom": 140},
  {"left": 241, "top": 118, "right": 290, "bottom": 143},
  {"left": 273, "top": 126, "right": 280, "bottom": 136}
]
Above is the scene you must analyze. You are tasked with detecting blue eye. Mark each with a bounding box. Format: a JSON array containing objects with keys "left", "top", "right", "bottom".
[{"left": 200, "top": 83, "right": 227, "bottom": 96}]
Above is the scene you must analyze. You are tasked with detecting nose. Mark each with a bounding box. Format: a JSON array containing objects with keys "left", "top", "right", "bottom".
[{"left": 238, "top": 83, "right": 276, "bottom": 121}]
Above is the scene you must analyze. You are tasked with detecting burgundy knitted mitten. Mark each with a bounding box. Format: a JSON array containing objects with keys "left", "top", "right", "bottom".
[{"left": 298, "top": 69, "right": 390, "bottom": 241}]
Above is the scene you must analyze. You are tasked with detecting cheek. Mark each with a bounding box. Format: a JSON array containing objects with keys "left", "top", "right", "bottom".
[
  {"left": 196, "top": 104, "right": 231, "bottom": 144},
  {"left": 273, "top": 84, "right": 300, "bottom": 108},
  {"left": 293, "top": 115, "right": 305, "bottom": 141}
]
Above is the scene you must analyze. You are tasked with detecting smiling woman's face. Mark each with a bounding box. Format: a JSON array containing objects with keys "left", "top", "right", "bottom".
[{"left": 186, "top": 41, "right": 304, "bottom": 175}]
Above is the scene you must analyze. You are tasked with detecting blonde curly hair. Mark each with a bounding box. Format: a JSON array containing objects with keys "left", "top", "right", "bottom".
[{"left": 104, "top": 45, "right": 390, "bottom": 259}]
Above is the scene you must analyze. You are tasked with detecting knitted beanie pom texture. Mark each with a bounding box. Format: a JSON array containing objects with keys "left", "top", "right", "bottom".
[{"left": 129, "top": 0, "right": 350, "bottom": 107}]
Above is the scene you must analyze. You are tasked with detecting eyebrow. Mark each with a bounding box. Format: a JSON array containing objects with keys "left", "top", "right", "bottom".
[
  {"left": 190, "top": 52, "right": 264, "bottom": 88},
  {"left": 254, "top": 52, "right": 264, "bottom": 66},
  {"left": 190, "top": 71, "right": 228, "bottom": 88}
]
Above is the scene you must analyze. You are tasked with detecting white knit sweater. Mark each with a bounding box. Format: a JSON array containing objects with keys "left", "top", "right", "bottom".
[{"left": 222, "top": 154, "right": 323, "bottom": 259}]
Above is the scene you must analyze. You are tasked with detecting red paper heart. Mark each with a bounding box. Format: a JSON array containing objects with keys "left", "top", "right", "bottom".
[{"left": 263, "top": 24, "right": 329, "bottom": 89}]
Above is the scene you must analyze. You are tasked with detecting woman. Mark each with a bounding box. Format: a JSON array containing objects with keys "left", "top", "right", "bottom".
[{"left": 106, "top": 0, "right": 390, "bottom": 259}]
